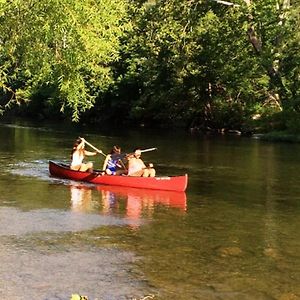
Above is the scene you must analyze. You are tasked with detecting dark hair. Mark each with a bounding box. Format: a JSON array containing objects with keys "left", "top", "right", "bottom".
[
  {"left": 74, "top": 138, "right": 82, "bottom": 146},
  {"left": 110, "top": 145, "right": 121, "bottom": 154},
  {"left": 71, "top": 138, "right": 83, "bottom": 157}
]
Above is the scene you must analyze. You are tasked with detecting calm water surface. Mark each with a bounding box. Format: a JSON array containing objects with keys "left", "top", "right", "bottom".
[{"left": 0, "top": 121, "right": 300, "bottom": 300}]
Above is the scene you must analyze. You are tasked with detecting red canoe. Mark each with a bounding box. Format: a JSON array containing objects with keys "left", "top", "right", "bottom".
[{"left": 49, "top": 161, "right": 188, "bottom": 192}]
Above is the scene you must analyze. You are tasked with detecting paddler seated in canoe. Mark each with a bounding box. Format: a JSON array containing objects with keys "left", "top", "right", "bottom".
[
  {"left": 127, "top": 148, "right": 156, "bottom": 177},
  {"left": 102, "top": 145, "right": 127, "bottom": 175},
  {"left": 70, "top": 137, "right": 97, "bottom": 172}
]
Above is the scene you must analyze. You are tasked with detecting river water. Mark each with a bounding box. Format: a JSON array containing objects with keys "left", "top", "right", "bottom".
[{"left": 0, "top": 121, "right": 299, "bottom": 300}]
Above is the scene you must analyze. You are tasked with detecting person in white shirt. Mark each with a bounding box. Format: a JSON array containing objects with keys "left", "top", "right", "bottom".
[
  {"left": 70, "top": 138, "right": 97, "bottom": 172},
  {"left": 127, "top": 148, "right": 155, "bottom": 177}
]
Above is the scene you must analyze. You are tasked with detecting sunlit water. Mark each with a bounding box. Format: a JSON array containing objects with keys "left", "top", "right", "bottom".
[{"left": 0, "top": 121, "right": 300, "bottom": 300}]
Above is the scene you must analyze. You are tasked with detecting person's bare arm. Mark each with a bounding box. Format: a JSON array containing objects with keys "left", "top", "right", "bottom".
[{"left": 84, "top": 150, "right": 97, "bottom": 156}]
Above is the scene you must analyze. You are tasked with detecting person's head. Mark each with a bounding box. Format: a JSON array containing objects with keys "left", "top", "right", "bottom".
[
  {"left": 74, "top": 138, "right": 82, "bottom": 146},
  {"left": 134, "top": 148, "right": 142, "bottom": 158},
  {"left": 72, "top": 138, "right": 84, "bottom": 153},
  {"left": 110, "top": 145, "right": 121, "bottom": 154}
]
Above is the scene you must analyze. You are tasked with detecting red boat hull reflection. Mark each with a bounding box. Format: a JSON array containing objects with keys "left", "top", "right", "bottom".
[
  {"left": 97, "top": 185, "right": 187, "bottom": 211},
  {"left": 69, "top": 184, "right": 187, "bottom": 222}
]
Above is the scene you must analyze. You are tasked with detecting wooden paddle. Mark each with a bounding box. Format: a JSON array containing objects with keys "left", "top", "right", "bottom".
[
  {"left": 141, "top": 147, "right": 157, "bottom": 153},
  {"left": 79, "top": 137, "right": 107, "bottom": 157},
  {"left": 110, "top": 147, "right": 157, "bottom": 161}
]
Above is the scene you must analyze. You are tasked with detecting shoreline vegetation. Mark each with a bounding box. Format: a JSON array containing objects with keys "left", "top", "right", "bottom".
[
  {"left": 190, "top": 126, "right": 300, "bottom": 143},
  {"left": 0, "top": 1, "right": 299, "bottom": 138},
  {"left": 3, "top": 114, "right": 300, "bottom": 144},
  {"left": 254, "top": 132, "right": 300, "bottom": 143}
]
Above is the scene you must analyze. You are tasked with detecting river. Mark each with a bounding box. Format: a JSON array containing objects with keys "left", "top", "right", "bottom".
[{"left": 0, "top": 120, "right": 299, "bottom": 300}]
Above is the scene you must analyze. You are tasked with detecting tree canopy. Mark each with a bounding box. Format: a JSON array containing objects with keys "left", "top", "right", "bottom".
[
  {"left": 0, "top": 0, "right": 299, "bottom": 132},
  {"left": 0, "top": 0, "right": 129, "bottom": 120}
]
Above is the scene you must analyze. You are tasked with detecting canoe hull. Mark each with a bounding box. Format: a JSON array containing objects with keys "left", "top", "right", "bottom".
[{"left": 49, "top": 161, "right": 188, "bottom": 192}]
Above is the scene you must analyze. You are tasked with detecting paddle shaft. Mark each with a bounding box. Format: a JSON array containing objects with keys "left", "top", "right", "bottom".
[
  {"left": 79, "top": 137, "right": 106, "bottom": 157},
  {"left": 110, "top": 147, "right": 157, "bottom": 161},
  {"left": 140, "top": 147, "right": 157, "bottom": 153},
  {"left": 80, "top": 138, "right": 156, "bottom": 162}
]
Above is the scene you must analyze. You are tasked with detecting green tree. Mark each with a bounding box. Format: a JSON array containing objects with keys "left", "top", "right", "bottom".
[
  {"left": 1, "top": 0, "right": 299, "bottom": 130},
  {"left": 0, "top": 0, "right": 129, "bottom": 120},
  {"left": 243, "top": 0, "right": 300, "bottom": 131},
  {"left": 114, "top": 0, "right": 299, "bottom": 130}
]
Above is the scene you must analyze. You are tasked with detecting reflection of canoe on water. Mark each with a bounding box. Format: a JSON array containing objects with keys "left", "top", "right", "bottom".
[
  {"left": 97, "top": 185, "right": 187, "bottom": 211},
  {"left": 69, "top": 184, "right": 187, "bottom": 228},
  {"left": 49, "top": 161, "right": 188, "bottom": 192}
]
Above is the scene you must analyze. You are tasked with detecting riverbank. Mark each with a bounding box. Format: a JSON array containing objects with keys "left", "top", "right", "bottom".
[
  {"left": 3, "top": 114, "right": 300, "bottom": 143},
  {"left": 254, "top": 131, "right": 300, "bottom": 143}
]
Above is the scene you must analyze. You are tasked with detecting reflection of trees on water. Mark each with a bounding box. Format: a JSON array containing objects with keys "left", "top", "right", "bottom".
[{"left": 70, "top": 184, "right": 187, "bottom": 227}]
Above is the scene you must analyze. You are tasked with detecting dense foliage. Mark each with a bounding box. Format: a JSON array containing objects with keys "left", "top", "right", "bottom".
[
  {"left": 0, "top": 0, "right": 299, "bottom": 132},
  {"left": 0, "top": 0, "right": 129, "bottom": 120}
]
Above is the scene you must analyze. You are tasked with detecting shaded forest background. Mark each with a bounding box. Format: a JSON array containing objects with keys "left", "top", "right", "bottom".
[{"left": 0, "top": 0, "right": 299, "bottom": 133}]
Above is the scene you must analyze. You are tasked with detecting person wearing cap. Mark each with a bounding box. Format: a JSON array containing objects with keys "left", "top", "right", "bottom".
[{"left": 127, "top": 148, "right": 155, "bottom": 177}]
